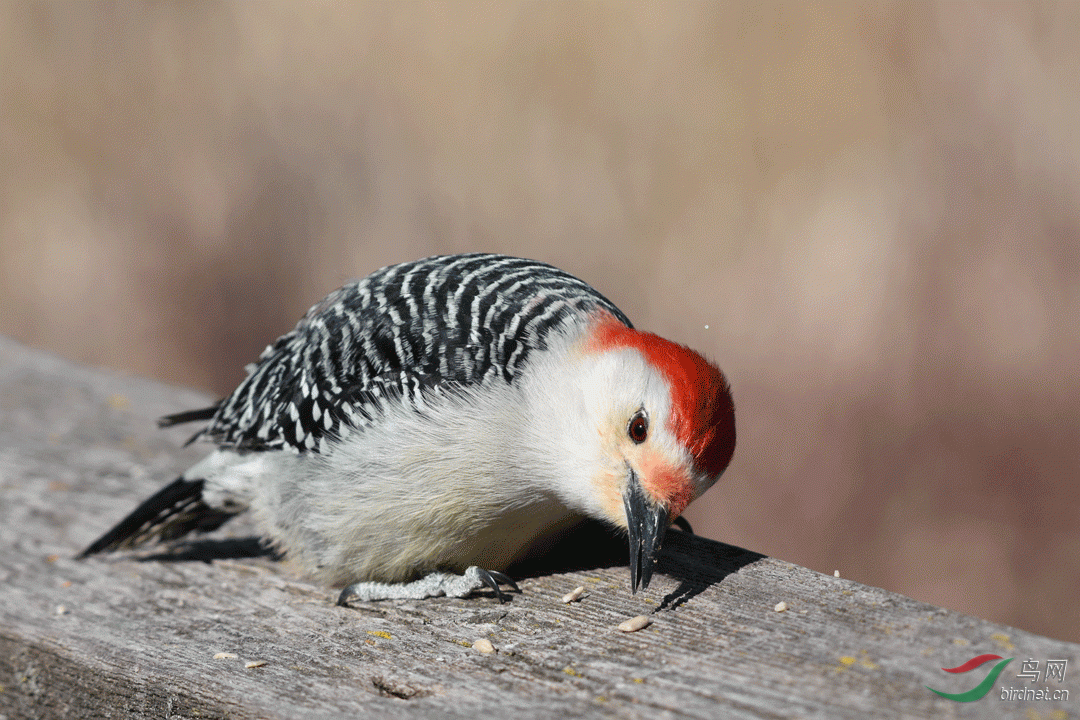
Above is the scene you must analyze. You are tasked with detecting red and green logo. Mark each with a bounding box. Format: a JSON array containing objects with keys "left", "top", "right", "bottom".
[{"left": 927, "top": 654, "right": 1014, "bottom": 702}]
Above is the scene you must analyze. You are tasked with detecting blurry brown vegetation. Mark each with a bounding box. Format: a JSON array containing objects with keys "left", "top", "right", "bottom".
[{"left": 2, "top": 2, "right": 1078, "bottom": 642}]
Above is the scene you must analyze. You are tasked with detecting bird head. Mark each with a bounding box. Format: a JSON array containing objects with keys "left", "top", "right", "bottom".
[{"left": 533, "top": 311, "right": 736, "bottom": 593}]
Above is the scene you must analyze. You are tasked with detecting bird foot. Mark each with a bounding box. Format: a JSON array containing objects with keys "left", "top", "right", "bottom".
[{"left": 336, "top": 566, "right": 520, "bottom": 605}]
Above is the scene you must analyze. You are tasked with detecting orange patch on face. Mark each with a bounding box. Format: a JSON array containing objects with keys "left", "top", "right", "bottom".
[
  {"left": 591, "top": 465, "right": 632, "bottom": 526},
  {"left": 636, "top": 452, "right": 695, "bottom": 518}
]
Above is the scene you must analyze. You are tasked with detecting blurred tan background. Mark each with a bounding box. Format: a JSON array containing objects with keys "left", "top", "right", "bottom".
[{"left": 2, "top": 2, "right": 1078, "bottom": 642}]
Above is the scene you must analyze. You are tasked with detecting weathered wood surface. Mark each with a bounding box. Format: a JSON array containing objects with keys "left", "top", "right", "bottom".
[{"left": 1, "top": 335, "right": 1076, "bottom": 720}]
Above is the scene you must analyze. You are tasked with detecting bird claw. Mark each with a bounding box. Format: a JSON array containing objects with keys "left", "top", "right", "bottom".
[
  {"left": 671, "top": 516, "right": 694, "bottom": 534},
  {"left": 336, "top": 566, "right": 520, "bottom": 605},
  {"left": 475, "top": 568, "right": 521, "bottom": 603}
]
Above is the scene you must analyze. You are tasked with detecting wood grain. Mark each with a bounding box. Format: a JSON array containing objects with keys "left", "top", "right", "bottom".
[{"left": 1, "top": 336, "right": 1076, "bottom": 719}]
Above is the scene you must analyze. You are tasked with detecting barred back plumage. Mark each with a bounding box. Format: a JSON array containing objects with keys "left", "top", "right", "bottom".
[{"left": 195, "top": 254, "right": 632, "bottom": 453}]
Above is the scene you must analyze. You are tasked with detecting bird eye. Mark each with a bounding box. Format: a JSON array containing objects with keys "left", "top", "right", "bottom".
[{"left": 628, "top": 412, "right": 648, "bottom": 444}]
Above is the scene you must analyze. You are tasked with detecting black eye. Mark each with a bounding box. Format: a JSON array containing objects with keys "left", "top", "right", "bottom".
[{"left": 628, "top": 412, "right": 648, "bottom": 444}]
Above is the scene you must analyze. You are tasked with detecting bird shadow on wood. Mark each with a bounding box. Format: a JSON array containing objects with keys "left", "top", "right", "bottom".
[
  {"left": 652, "top": 527, "right": 765, "bottom": 611},
  {"left": 137, "top": 537, "right": 280, "bottom": 563},
  {"left": 507, "top": 520, "right": 628, "bottom": 578},
  {"left": 507, "top": 519, "right": 765, "bottom": 610},
  {"left": 129, "top": 521, "right": 763, "bottom": 610}
]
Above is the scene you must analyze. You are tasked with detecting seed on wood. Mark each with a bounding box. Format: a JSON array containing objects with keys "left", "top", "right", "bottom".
[
  {"left": 245, "top": 660, "right": 267, "bottom": 668},
  {"left": 213, "top": 652, "right": 238, "bottom": 660},
  {"left": 561, "top": 586, "right": 586, "bottom": 603},
  {"left": 617, "top": 615, "right": 651, "bottom": 633},
  {"left": 473, "top": 638, "right": 495, "bottom": 653},
  {"left": 774, "top": 601, "right": 788, "bottom": 612}
]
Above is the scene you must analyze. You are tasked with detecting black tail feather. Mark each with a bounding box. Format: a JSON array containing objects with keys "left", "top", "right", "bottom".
[
  {"left": 157, "top": 405, "right": 220, "bottom": 447},
  {"left": 157, "top": 405, "right": 220, "bottom": 428},
  {"left": 77, "top": 477, "right": 237, "bottom": 558}
]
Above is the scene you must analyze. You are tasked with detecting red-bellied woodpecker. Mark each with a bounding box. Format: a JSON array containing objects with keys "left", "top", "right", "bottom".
[{"left": 79, "top": 253, "right": 736, "bottom": 603}]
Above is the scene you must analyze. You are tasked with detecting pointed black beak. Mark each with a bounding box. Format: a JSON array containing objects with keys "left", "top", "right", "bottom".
[{"left": 623, "top": 469, "right": 670, "bottom": 593}]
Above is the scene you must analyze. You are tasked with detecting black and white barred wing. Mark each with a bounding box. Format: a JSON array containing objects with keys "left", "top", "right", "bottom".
[{"left": 169, "top": 254, "right": 631, "bottom": 455}]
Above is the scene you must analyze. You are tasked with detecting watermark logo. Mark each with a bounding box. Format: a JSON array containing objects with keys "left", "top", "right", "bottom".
[
  {"left": 999, "top": 658, "right": 1070, "bottom": 702},
  {"left": 928, "top": 654, "right": 1070, "bottom": 703},
  {"left": 926, "top": 654, "right": 1013, "bottom": 702}
]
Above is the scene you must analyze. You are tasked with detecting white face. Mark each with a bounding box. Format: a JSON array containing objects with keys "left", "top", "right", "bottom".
[{"left": 520, "top": 341, "right": 700, "bottom": 528}]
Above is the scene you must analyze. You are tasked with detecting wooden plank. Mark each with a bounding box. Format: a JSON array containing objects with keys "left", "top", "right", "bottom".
[{"left": 1, "top": 335, "right": 1076, "bottom": 719}]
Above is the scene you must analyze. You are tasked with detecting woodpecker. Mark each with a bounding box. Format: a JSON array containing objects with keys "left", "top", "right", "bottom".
[{"left": 79, "top": 253, "right": 736, "bottom": 603}]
